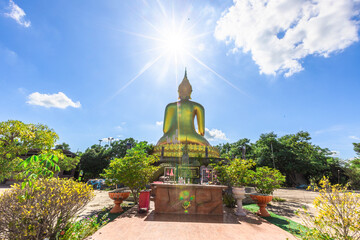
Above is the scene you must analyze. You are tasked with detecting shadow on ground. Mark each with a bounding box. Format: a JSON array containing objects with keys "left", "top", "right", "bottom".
[{"left": 267, "top": 201, "right": 309, "bottom": 219}]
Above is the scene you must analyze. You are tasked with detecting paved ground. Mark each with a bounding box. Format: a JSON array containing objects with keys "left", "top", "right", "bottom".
[
  {"left": 1, "top": 184, "right": 321, "bottom": 238},
  {"left": 0, "top": 185, "right": 319, "bottom": 225},
  {"left": 88, "top": 202, "right": 297, "bottom": 240}
]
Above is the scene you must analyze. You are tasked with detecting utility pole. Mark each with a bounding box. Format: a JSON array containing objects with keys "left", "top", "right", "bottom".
[
  {"left": 242, "top": 145, "right": 246, "bottom": 160},
  {"left": 271, "top": 142, "right": 276, "bottom": 169},
  {"left": 99, "top": 139, "right": 102, "bottom": 146}
]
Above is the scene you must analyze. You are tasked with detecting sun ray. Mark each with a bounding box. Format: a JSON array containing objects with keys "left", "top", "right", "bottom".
[
  {"left": 139, "top": 15, "right": 166, "bottom": 38},
  {"left": 187, "top": 31, "right": 213, "bottom": 41},
  {"left": 110, "top": 54, "right": 163, "bottom": 99},
  {"left": 186, "top": 51, "right": 248, "bottom": 96},
  {"left": 119, "top": 30, "right": 163, "bottom": 42},
  {"left": 156, "top": 0, "right": 168, "bottom": 18}
]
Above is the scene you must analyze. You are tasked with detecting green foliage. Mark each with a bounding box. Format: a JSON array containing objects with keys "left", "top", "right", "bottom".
[
  {"left": 253, "top": 166, "right": 286, "bottom": 195},
  {"left": 0, "top": 120, "right": 58, "bottom": 181},
  {"left": 216, "top": 138, "right": 254, "bottom": 159},
  {"left": 272, "top": 197, "right": 286, "bottom": 202},
  {"left": 298, "top": 177, "right": 360, "bottom": 240},
  {"left": 0, "top": 178, "right": 94, "bottom": 240},
  {"left": 353, "top": 143, "right": 360, "bottom": 156},
  {"left": 59, "top": 156, "right": 80, "bottom": 172},
  {"left": 252, "top": 131, "right": 337, "bottom": 186},
  {"left": 221, "top": 158, "right": 256, "bottom": 187},
  {"left": 223, "top": 191, "right": 236, "bottom": 208},
  {"left": 79, "top": 144, "right": 112, "bottom": 179},
  {"left": 56, "top": 213, "right": 109, "bottom": 240},
  {"left": 109, "top": 138, "right": 138, "bottom": 158},
  {"left": 55, "top": 142, "right": 71, "bottom": 151},
  {"left": 79, "top": 138, "right": 154, "bottom": 179},
  {"left": 19, "top": 153, "right": 61, "bottom": 184},
  {"left": 343, "top": 143, "right": 360, "bottom": 189},
  {"left": 344, "top": 158, "right": 360, "bottom": 189},
  {"left": 101, "top": 143, "right": 159, "bottom": 204}
]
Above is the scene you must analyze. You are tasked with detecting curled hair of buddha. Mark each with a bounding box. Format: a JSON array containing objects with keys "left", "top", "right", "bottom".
[{"left": 178, "top": 69, "right": 192, "bottom": 100}]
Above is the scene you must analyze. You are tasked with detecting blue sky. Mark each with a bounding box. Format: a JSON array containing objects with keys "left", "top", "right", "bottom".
[{"left": 0, "top": 0, "right": 360, "bottom": 159}]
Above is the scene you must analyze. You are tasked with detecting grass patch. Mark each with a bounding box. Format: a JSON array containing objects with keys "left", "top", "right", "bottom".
[
  {"left": 272, "top": 197, "right": 286, "bottom": 202},
  {"left": 96, "top": 202, "right": 135, "bottom": 223},
  {"left": 243, "top": 204, "right": 308, "bottom": 238}
]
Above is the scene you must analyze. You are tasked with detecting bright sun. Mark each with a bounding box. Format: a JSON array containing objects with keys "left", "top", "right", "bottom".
[
  {"left": 111, "top": 1, "right": 244, "bottom": 97},
  {"left": 163, "top": 32, "right": 187, "bottom": 55}
]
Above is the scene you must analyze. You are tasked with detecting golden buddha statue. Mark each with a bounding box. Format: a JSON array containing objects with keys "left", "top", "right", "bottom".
[
  {"left": 154, "top": 70, "right": 219, "bottom": 158},
  {"left": 157, "top": 70, "right": 210, "bottom": 146}
]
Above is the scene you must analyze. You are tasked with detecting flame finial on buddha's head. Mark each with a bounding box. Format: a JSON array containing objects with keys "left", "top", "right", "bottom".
[{"left": 178, "top": 69, "right": 192, "bottom": 100}]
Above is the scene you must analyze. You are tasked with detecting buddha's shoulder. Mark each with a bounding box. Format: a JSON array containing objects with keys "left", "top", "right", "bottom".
[
  {"left": 166, "top": 100, "right": 204, "bottom": 108},
  {"left": 165, "top": 102, "right": 178, "bottom": 108},
  {"left": 189, "top": 101, "right": 204, "bottom": 109}
]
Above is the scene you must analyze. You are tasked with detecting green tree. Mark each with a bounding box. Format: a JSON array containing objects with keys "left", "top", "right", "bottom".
[
  {"left": 59, "top": 156, "right": 80, "bottom": 171},
  {"left": 344, "top": 143, "right": 360, "bottom": 189},
  {"left": 216, "top": 138, "right": 254, "bottom": 159},
  {"left": 79, "top": 144, "right": 112, "bottom": 179},
  {"left": 253, "top": 131, "right": 336, "bottom": 186},
  {"left": 55, "top": 142, "right": 71, "bottom": 151},
  {"left": 353, "top": 143, "right": 360, "bottom": 156},
  {"left": 0, "top": 120, "right": 58, "bottom": 181},
  {"left": 109, "top": 138, "right": 138, "bottom": 158},
  {"left": 101, "top": 143, "right": 159, "bottom": 204}
]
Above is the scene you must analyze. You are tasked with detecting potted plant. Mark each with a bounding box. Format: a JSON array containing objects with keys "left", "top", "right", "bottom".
[
  {"left": 250, "top": 166, "right": 285, "bottom": 217},
  {"left": 101, "top": 143, "right": 159, "bottom": 206},
  {"left": 222, "top": 159, "right": 256, "bottom": 216}
]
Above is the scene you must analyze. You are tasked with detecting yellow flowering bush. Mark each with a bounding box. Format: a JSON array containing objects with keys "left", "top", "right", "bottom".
[
  {"left": 0, "top": 178, "right": 93, "bottom": 240},
  {"left": 298, "top": 177, "right": 360, "bottom": 240}
]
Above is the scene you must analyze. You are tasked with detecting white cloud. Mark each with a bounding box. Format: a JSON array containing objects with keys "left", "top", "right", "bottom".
[
  {"left": 156, "top": 121, "right": 163, "bottom": 126},
  {"left": 27, "top": 92, "right": 81, "bottom": 109},
  {"left": 215, "top": 0, "right": 359, "bottom": 77},
  {"left": 314, "top": 125, "right": 344, "bottom": 135},
  {"left": 349, "top": 136, "right": 360, "bottom": 140},
  {"left": 115, "top": 126, "right": 123, "bottom": 131},
  {"left": 205, "top": 128, "right": 228, "bottom": 141},
  {"left": 100, "top": 137, "right": 119, "bottom": 143},
  {"left": 4, "top": 0, "right": 31, "bottom": 27},
  {"left": 330, "top": 150, "right": 340, "bottom": 157}
]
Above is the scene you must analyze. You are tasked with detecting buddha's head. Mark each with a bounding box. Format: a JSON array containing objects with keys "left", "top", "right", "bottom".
[{"left": 178, "top": 70, "right": 192, "bottom": 100}]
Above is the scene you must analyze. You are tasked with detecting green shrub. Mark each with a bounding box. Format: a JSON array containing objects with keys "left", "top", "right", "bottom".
[
  {"left": 56, "top": 213, "right": 109, "bottom": 240},
  {"left": 223, "top": 191, "right": 236, "bottom": 208},
  {"left": 214, "top": 159, "right": 255, "bottom": 187},
  {"left": 102, "top": 143, "right": 159, "bottom": 204},
  {"left": 0, "top": 178, "right": 93, "bottom": 240},
  {"left": 253, "top": 166, "right": 285, "bottom": 195}
]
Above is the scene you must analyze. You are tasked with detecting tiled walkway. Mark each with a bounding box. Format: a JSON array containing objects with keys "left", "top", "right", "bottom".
[{"left": 89, "top": 203, "right": 297, "bottom": 240}]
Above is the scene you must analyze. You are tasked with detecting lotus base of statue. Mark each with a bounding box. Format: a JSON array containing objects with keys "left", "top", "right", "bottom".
[
  {"left": 108, "top": 192, "right": 130, "bottom": 213},
  {"left": 250, "top": 194, "right": 272, "bottom": 217},
  {"left": 232, "top": 187, "right": 247, "bottom": 216}
]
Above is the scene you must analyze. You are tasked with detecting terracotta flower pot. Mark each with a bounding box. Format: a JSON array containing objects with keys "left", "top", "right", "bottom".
[
  {"left": 250, "top": 194, "right": 272, "bottom": 217},
  {"left": 108, "top": 192, "right": 130, "bottom": 213},
  {"left": 232, "top": 187, "right": 246, "bottom": 216}
]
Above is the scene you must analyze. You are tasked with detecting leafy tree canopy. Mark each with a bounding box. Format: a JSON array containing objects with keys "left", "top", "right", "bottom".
[
  {"left": 55, "top": 142, "right": 71, "bottom": 151},
  {"left": 0, "top": 120, "right": 58, "bottom": 181},
  {"left": 101, "top": 143, "right": 159, "bottom": 203}
]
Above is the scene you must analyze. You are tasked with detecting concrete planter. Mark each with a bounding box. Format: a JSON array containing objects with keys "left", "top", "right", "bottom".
[{"left": 232, "top": 187, "right": 246, "bottom": 216}]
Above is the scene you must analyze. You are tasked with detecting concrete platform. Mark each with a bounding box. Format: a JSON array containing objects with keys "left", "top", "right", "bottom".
[{"left": 89, "top": 202, "right": 297, "bottom": 240}]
